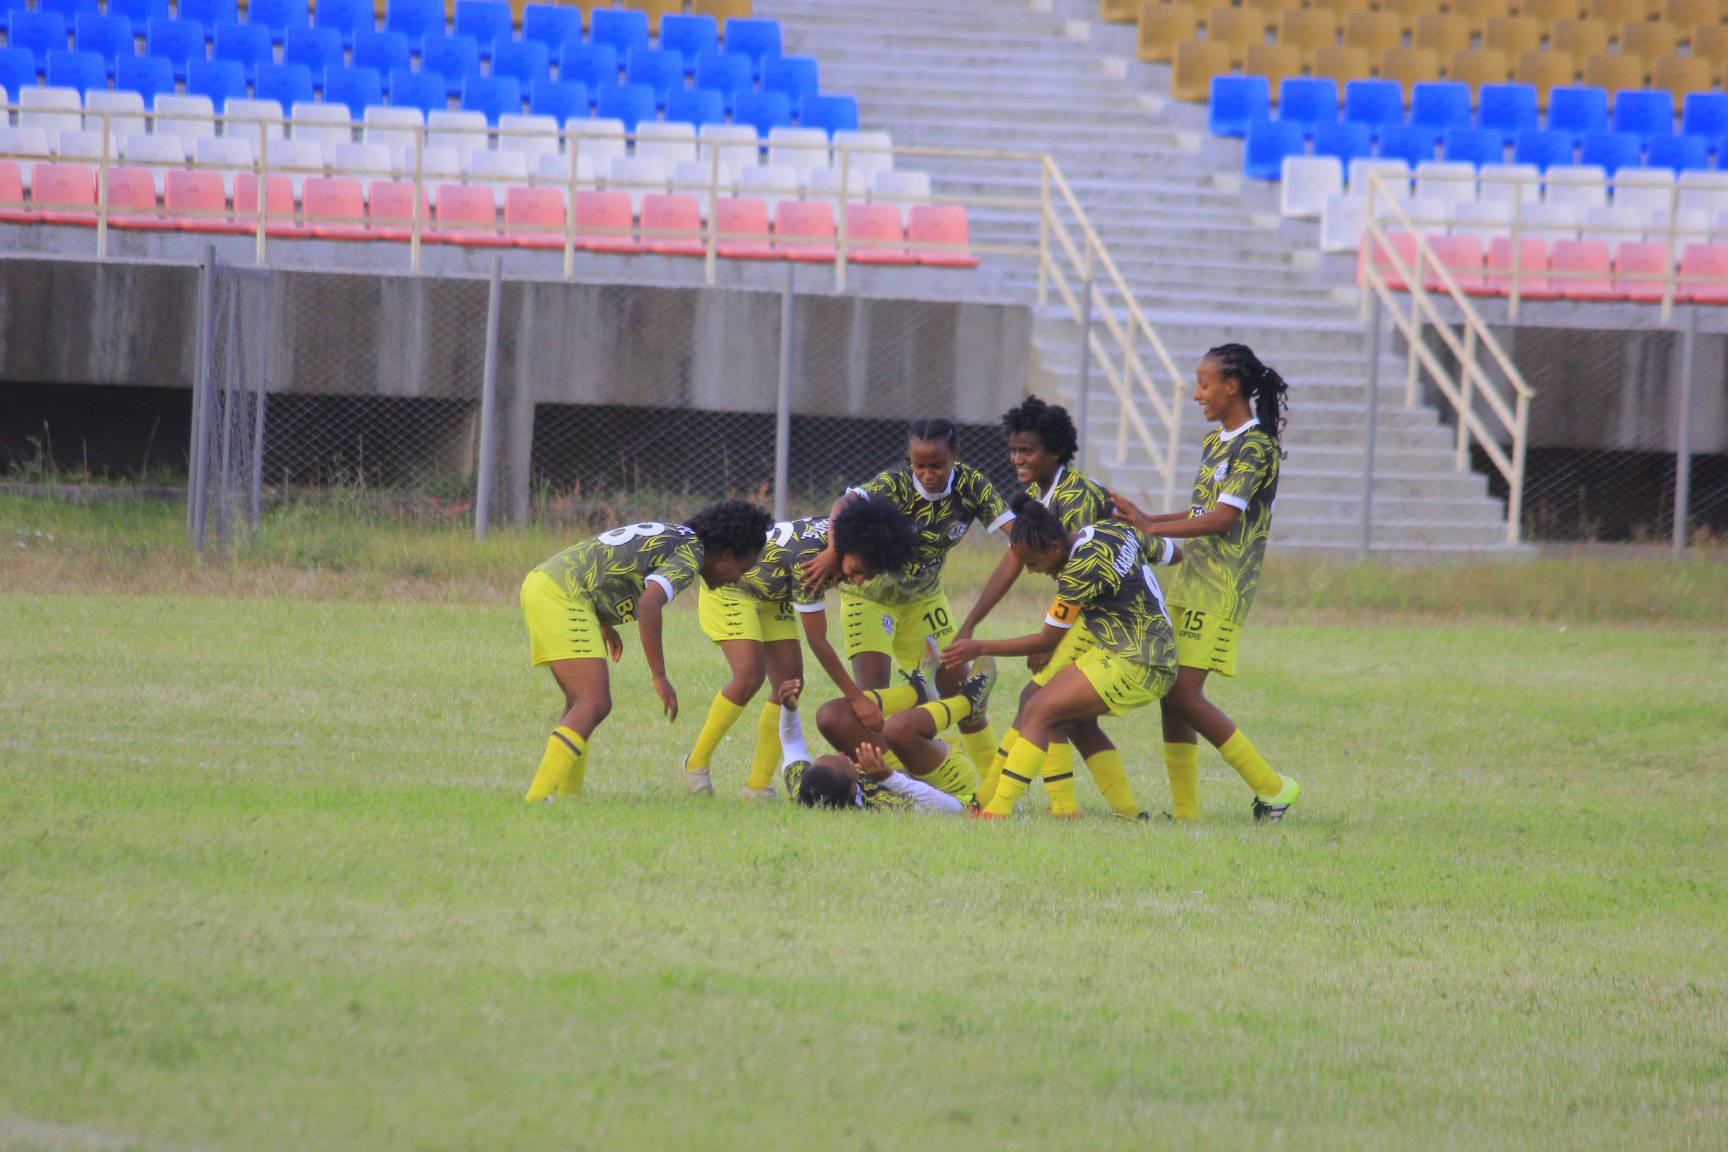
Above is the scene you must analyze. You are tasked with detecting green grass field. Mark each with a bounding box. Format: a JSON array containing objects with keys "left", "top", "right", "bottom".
[{"left": 3, "top": 497, "right": 1727, "bottom": 1150}]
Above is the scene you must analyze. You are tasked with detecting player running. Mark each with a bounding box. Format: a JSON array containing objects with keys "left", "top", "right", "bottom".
[
  {"left": 519, "top": 501, "right": 773, "bottom": 804},
  {"left": 940, "top": 494, "right": 1181, "bottom": 819},
  {"left": 682, "top": 500, "right": 921, "bottom": 800},
  {"left": 1109, "top": 343, "right": 1301, "bottom": 821},
  {"left": 774, "top": 680, "right": 968, "bottom": 814}
]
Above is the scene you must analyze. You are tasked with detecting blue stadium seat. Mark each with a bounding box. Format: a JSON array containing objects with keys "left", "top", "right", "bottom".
[
  {"left": 732, "top": 89, "right": 792, "bottom": 138},
  {"left": 0, "top": 47, "right": 36, "bottom": 93},
  {"left": 1613, "top": 89, "right": 1675, "bottom": 141},
  {"left": 108, "top": 0, "right": 170, "bottom": 29},
  {"left": 694, "top": 50, "right": 751, "bottom": 113},
  {"left": 528, "top": 78, "right": 588, "bottom": 126},
  {"left": 38, "top": 0, "right": 98, "bottom": 21},
  {"left": 116, "top": 53, "right": 173, "bottom": 106},
  {"left": 453, "top": 0, "right": 512, "bottom": 56},
  {"left": 147, "top": 18, "right": 205, "bottom": 81},
  {"left": 255, "top": 61, "right": 314, "bottom": 108},
  {"left": 388, "top": 67, "right": 445, "bottom": 115},
  {"left": 659, "top": 13, "right": 717, "bottom": 73},
  {"left": 1477, "top": 83, "right": 1538, "bottom": 137},
  {"left": 1243, "top": 118, "right": 1306, "bottom": 180},
  {"left": 596, "top": 81, "right": 656, "bottom": 131},
  {"left": 666, "top": 86, "right": 724, "bottom": 129},
  {"left": 590, "top": 7, "right": 649, "bottom": 58},
  {"left": 1580, "top": 129, "right": 1643, "bottom": 174},
  {"left": 73, "top": 14, "right": 132, "bottom": 75},
  {"left": 284, "top": 25, "right": 343, "bottom": 77},
  {"left": 1314, "top": 120, "right": 1373, "bottom": 166},
  {"left": 721, "top": 17, "right": 780, "bottom": 79},
  {"left": 521, "top": 3, "right": 579, "bottom": 51},
  {"left": 492, "top": 39, "right": 551, "bottom": 91},
  {"left": 45, "top": 49, "right": 105, "bottom": 94},
  {"left": 1513, "top": 127, "right": 1577, "bottom": 171},
  {"left": 1409, "top": 81, "right": 1471, "bottom": 132},
  {"left": 421, "top": 33, "right": 480, "bottom": 97},
  {"left": 1548, "top": 86, "right": 1609, "bottom": 136},
  {"left": 214, "top": 20, "right": 273, "bottom": 79},
  {"left": 462, "top": 73, "right": 521, "bottom": 124},
  {"left": 763, "top": 54, "right": 819, "bottom": 104},
  {"left": 352, "top": 29, "right": 411, "bottom": 76},
  {"left": 178, "top": 0, "right": 236, "bottom": 34},
  {"left": 1343, "top": 78, "right": 1404, "bottom": 137},
  {"left": 313, "top": 0, "right": 375, "bottom": 46},
  {"left": 1682, "top": 92, "right": 1728, "bottom": 141},
  {"left": 10, "top": 12, "right": 69, "bottom": 66},
  {"left": 1279, "top": 77, "right": 1339, "bottom": 133},
  {"left": 1443, "top": 126, "right": 1505, "bottom": 167},
  {"left": 385, "top": 0, "right": 445, "bottom": 43},
  {"left": 626, "top": 47, "right": 684, "bottom": 108},
  {"left": 1645, "top": 133, "right": 1710, "bottom": 173},
  {"left": 187, "top": 58, "right": 246, "bottom": 109},
  {"left": 1208, "top": 74, "right": 1270, "bottom": 138},
  {"left": 560, "top": 42, "right": 619, "bottom": 94},
  {"left": 247, "top": 0, "right": 308, "bottom": 43},
  {"left": 322, "top": 64, "right": 382, "bottom": 116},
  {"left": 799, "top": 93, "right": 857, "bottom": 136},
  {"left": 1377, "top": 123, "right": 1440, "bottom": 167}
]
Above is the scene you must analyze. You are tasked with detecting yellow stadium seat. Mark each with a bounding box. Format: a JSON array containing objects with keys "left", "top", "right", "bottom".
[
  {"left": 1278, "top": 8, "right": 1341, "bottom": 53},
  {"left": 621, "top": 0, "right": 682, "bottom": 34},
  {"left": 1519, "top": 0, "right": 1587, "bottom": 20},
  {"left": 1586, "top": 0, "right": 1644, "bottom": 22},
  {"left": 1448, "top": 0, "right": 1503, "bottom": 27},
  {"left": 1517, "top": 49, "right": 1579, "bottom": 107},
  {"left": 1205, "top": 5, "right": 1271, "bottom": 60},
  {"left": 1619, "top": 20, "right": 1679, "bottom": 59},
  {"left": 1666, "top": 0, "right": 1723, "bottom": 24},
  {"left": 1415, "top": 13, "right": 1475, "bottom": 55},
  {"left": 1138, "top": 3, "right": 1202, "bottom": 62},
  {"left": 1553, "top": 17, "right": 1612, "bottom": 57},
  {"left": 1377, "top": 0, "right": 1430, "bottom": 33},
  {"left": 1652, "top": 52, "right": 1716, "bottom": 97},
  {"left": 1690, "top": 22, "right": 1728, "bottom": 69},
  {"left": 1102, "top": 0, "right": 1142, "bottom": 22},
  {"left": 1313, "top": 43, "right": 1375, "bottom": 80},
  {"left": 1345, "top": 10, "right": 1404, "bottom": 51},
  {"left": 1173, "top": 37, "right": 1236, "bottom": 101},
  {"left": 1382, "top": 46, "right": 1444, "bottom": 89},
  {"left": 692, "top": 0, "right": 753, "bottom": 26},
  {"left": 1451, "top": 47, "right": 1512, "bottom": 86},
  {"left": 1485, "top": 15, "right": 1544, "bottom": 55},
  {"left": 1584, "top": 49, "right": 1648, "bottom": 87},
  {"left": 1237, "top": 0, "right": 1286, "bottom": 20},
  {"left": 1248, "top": 43, "right": 1306, "bottom": 95},
  {"left": 1310, "top": 0, "right": 1374, "bottom": 15}
]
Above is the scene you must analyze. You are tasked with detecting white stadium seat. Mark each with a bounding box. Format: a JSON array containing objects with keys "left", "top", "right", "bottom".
[
  {"left": 634, "top": 120, "right": 697, "bottom": 168},
  {"left": 1478, "top": 163, "right": 1540, "bottom": 206},
  {"left": 1280, "top": 155, "right": 1342, "bottom": 219},
  {"left": 1415, "top": 161, "right": 1477, "bottom": 210},
  {"left": 606, "top": 155, "right": 668, "bottom": 214},
  {"left": 1543, "top": 165, "right": 1608, "bottom": 211},
  {"left": 154, "top": 95, "right": 218, "bottom": 146},
  {"left": 194, "top": 135, "right": 255, "bottom": 198}
]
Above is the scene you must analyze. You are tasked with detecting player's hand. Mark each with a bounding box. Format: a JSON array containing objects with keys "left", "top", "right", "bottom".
[
  {"left": 1108, "top": 489, "right": 1148, "bottom": 526},
  {"left": 1027, "top": 650, "right": 1050, "bottom": 675},
  {"left": 776, "top": 678, "right": 803, "bottom": 710},
  {"left": 847, "top": 692, "right": 884, "bottom": 732},
  {"left": 798, "top": 547, "right": 842, "bottom": 594},
  {"left": 854, "top": 742, "right": 892, "bottom": 782},
  {"left": 940, "top": 637, "right": 983, "bottom": 669},
  {"left": 601, "top": 624, "right": 624, "bottom": 663},
  {"left": 653, "top": 674, "right": 679, "bottom": 722}
]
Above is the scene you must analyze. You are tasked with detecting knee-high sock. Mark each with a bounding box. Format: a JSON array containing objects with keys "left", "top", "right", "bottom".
[
  {"left": 1086, "top": 747, "right": 1139, "bottom": 817},
  {"left": 687, "top": 692, "right": 746, "bottom": 770},
  {"left": 920, "top": 747, "right": 978, "bottom": 799},
  {"left": 1165, "top": 741, "right": 1200, "bottom": 819},
  {"left": 864, "top": 684, "right": 921, "bottom": 716},
  {"left": 525, "top": 726, "right": 587, "bottom": 803},
  {"left": 918, "top": 695, "right": 974, "bottom": 732},
  {"left": 1219, "top": 730, "right": 1281, "bottom": 798},
  {"left": 976, "top": 726, "right": 1019, "bottom": 810},
  {"left": 1042, "top": 739, "right": 1078, "bottom": 815},
  {"left": 960, "top": 723, "right": 999, "bottom": 774},
  {"left": 984, "top": 736, "right": 1047, "bottom": 817},
  {"left": 745, "top": 702, "right": 781, "bottom": 791}
]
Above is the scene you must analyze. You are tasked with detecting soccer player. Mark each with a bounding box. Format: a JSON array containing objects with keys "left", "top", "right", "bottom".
[
  {"left": 800, "top": 418, "right": 1016, "bottom": 778},
  {"left": 683, "top": 500, "right": 921, "bottom": 800},
  {"left": 940, "top": 494, "right": 1181, "bottom": 819},
  {"left": 1109, "top": 343, "right": 1301, "bottom": 821},
  {"left": 774, "top": 680, "right": 967, "bottom": 814},
  {"left": 519, "top": 501, "right": 773, "bottom": 804}
]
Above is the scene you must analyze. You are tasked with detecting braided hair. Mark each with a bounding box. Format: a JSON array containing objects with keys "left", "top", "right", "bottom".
[
  {"left": 1008, "top": 491, "right": 1067, "bottom": 552},
  {"left": 1204, "top": 343, "right": 1289, "bottom": 449},
  {"left": 907, "top": 417, "right": 959, "bottom": 452}
]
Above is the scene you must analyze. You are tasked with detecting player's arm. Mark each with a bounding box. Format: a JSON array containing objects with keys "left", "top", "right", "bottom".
[
  {"left": 1109, "top": 489, "right": 1198, "bottom": 530},
  {"left": 939, "top": 620, "right": 1066, "bottom": 667},
  {"left": 799, "top": 490, "right": 865, "bottom": 592},
  {"left": 954, "top": 549, "right": 1022, "bottom": 641},
  {"left": 1135, "top": 504, "right": 1239, "bottom": 539},
  {"left": 636, "top": 581, "right": 678, "bottom": 721},
  {"left": 854, "top": 743, "right": 964, "bottom": 813},
  {"left": 797, "top": 605, "right": 883, "bottom": 731}
]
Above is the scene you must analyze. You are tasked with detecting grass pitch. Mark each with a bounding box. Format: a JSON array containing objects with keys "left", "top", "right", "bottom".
[{"left": 2, "top": 499, "right": 1726, "bottom": 1150}]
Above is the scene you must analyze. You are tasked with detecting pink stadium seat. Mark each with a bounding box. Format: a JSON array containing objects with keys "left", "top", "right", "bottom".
[
  {"left": 434, "top": 184, "right": 507, "bottom": 247},
  {"left": 1423, "top": 235, "right": 1486, "bottom": 295},
  {"left": 843, "top": 203, "right": 912, "bottom": 265},
  {"left": 775, "top": 199, "right": 835, "bottom": 261},
  {"left": 1679, "top": 243, "right": 1728, "bottom": 303},
  {"left": 367, "top": 181, "right": 432, "bottom": 242},
  {"left": 233, "top": 173, "right": 301, "bottom": 237},
  {"left": 1550, "top": 239, "right": 1615, "bottom": 300},
  {"left": 302, "top": 177, "right": 370, "bottom": 240},
  {"left": 1614, "top": 242, "right": 1669, "bottom": 302},
  {"left": 715, "top": 197, "right": 773, "bottom": 259},
  {"left": 505, "top": 186, "right": 569, "bottom": 250},
  {"left": 574, "top": 190, "right": 639, "bottom": 252},
  {"left": 908, "top": 204, "right": 978, "bottom": 267},
  {"left": 101, "top": 166, "right": 163, "bottom": 229},
  {"left": 166, "top": 171, "right": 238, "bottom": 233},
  {"left": 0, "top": 161, "right": 32, "bottom": 222},
  {"left": 1360, "top": 230, "right": 1417, "bottom": 291},
  {"left": 32, "top": 164, "right": 98, "bottom": 226},
  {"left": 640, "top": 194, "right": 704, "bottom": 256},
  {"left": 1486, "top": 237, "right": 1553, "bottom": 298}
]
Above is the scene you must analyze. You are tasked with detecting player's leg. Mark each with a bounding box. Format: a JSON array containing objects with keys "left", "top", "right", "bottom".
[
  {"left": 1068, "top": 719, "right": 1142, "bottom": 819},
  {"left": 1160, "top": 684, "right": 1202, "bottom": 821},
  {"left": 742, "top": 632, "right": 803, "bottom": 797},
  {"left": 818, "top": 595, "right": 919, "bottom": 753},
  {"left": 877, "top": 657, "right": 997, "bottom": 796},
  {"left": 980, "top": 664, "right": 1112, "bottom": 818},
  {"left": 684, "top": 641, "right": 765, "bottom": 796},
  {"left": 976, "top": 678, "right": 1037, "bottom": 810},
  {"left": 1164, "top": 661, "right": 1299, "bottom": 820},
  {"left": 525, "top": 657, "right": 610, "bottom": 802},
  {"left": 919, "top": 593, "right": 998, "bottom": 774}
]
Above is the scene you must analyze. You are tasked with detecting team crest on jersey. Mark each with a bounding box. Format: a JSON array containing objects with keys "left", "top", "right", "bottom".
[
  {"left": 1213, "top": 462, "right": 1229, "bottom": 482},
  {"left": 946, "top": 522, "right": 969, "bottom": 542},
  {"left": 882, "top": 614, "right": 896, "bottom": 635}
]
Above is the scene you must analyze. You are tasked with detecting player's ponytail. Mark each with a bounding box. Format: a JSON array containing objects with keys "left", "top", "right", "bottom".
[
  {"left": 1008, "top": 491, "right": 1066, "bottom": 552},
  {"left": 1206, "top": 343, "right": 1289, "bottom": 448},
  {"left": 907, "top": 417, "right": 959, "bottom": 454}
]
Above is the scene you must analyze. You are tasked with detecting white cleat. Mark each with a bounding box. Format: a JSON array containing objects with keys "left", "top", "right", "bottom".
[
  {"left": 684, "top": 759, "right": 715, "bottom": 797},
  {"left": 738, "top": 785, "right": 777, "bottom": 801}
]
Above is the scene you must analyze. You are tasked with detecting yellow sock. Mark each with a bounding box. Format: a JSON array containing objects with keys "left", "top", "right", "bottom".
[
  {"left": 865, "top": 684, "right": 920, "bottom": 715},
  {"left": 1165, "top": 741, "right": 1200, "bottom": 820},
  {"left": 745, "top": 702, "right": 781, "bottom": 791},
  {"left": 976, "top": 726, "right": 1018, "bottom": 810},
  {"left": 984, "top": 736, "right": 1046, "bottom": 816},
  {"left": 960, "top": 723, "right": 998, "bottom": 773},
  {"left": 922, "top": 747, "right": 979, "bottom": 799},
  {"left": 687, "top": 692, "right": 747, "bottom": 770},
  {"left": 1086, "top": 748, "right": 1140, "bottom": 817},
  {"left": 525, "top": 726, "right": 586, "bottom": 803},
  {"left": 1220, "top": 730, "right": 1281, "bottom": 798},
  {"left": 1043, "top": 740, "right": 1078, "bottom": 815}
]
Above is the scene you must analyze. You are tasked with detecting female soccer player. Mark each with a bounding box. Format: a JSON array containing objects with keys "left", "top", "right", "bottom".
[
  {"left": 519, "top": 500, "right": 773, "bottom": 804},
  {"left": 940, "top": 494, "right": 1181, "bottom": 819},
  {"left": 773, "top": 680, "right": 967, "bottom": 814},
  {"left": 1109, "top": 343, "right": 1301, "bottom": 821},
  {"left": 800, "top": 418, "right": 1015, "bottom": 776},
  {"left": 682, "top": 500, "right": 921, "bottom": 800}
]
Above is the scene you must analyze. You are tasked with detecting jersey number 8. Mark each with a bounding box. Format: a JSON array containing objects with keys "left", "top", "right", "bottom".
[{"left": 598, "top": 522, "right": 668, "bottom": 546}]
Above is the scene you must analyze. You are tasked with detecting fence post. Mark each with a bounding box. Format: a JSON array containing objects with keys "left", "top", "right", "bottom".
[
  {"left": 475, "top": 257, "right": 503, "bottom": 540},
  {"left": 1672, "top": 304, "right": 1698, "bottom": 558},
  {"left": 187, "top": 245, "right": 217, "bottom": 549},
  {"left": 249, "top": 271, "right": 269, "bottom": 532},
  {"left": 1074, "top": 245, "right": 1096, "bottom": 472},
  {"left": 1362, "top": 290, "right": 1383, "bottom": 556},
  {"left": 773, "top": 262, "right": 796, "bottom": 520}
]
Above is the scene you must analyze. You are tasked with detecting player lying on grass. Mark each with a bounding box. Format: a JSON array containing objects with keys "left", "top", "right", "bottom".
[
  {"left": 520, "top": 501, "right": 774, "bottom": 803},
  {"left": 800, "top": 418, "right": 1016, "bottom": 779},
  {"left": 851, "top": 653, "right": 1004, "bottom": 804},
  {"left": 940, "top": 494, "right": 1181, "bottom": 819},
  {"left": 774, "top": 680, "right": 967, "bottom": 814},
  {"left": 1109, "top": 343, "right": 1301, "bottom": 822},
  {"left": 682, "top": 500, "right": 921, "bottom": 800}
]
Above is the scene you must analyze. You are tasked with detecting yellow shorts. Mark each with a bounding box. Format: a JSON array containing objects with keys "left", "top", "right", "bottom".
[
  {"left": 1169, "top": 602, "right": 1240, "bottom": 677},
  {"left": 840, "top": 590, "right": 956, "bottom": 670},
  {"left": 1031, "top": 621, "right": 1097, "bottom": 687},
  {"left": 1075, "top": 646, "right": 1174, "bottom": 717},
  {"left": 698, "top": 582, "right": 800, "bottom": 644},
  {"left": 520, "top": 570, "right": 606, "bottom": 667}
]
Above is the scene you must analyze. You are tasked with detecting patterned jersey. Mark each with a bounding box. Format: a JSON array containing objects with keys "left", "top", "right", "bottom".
[
  {"left": 1046, "top": 520, "right": 1178, "bottom": 672},
  {"left": 781, "top": 760, "right": 918, "bottom": 812},
  {"left": 1163, "top": 421, "right": 1280, "bottom": 623},
  {"left": 847, "top": 462, "right": 1013, "bottom": 605},
  {"left": 533, "top": 521, "right": 704, "bottom": 626},
  {"left": 730, "top": 516, "right": 831, "bottom": 611},
  {"left": 1025, "top": 464, "right": 1114, "bottom": 534}
]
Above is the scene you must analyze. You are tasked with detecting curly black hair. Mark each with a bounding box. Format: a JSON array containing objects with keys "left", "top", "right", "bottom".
[
  {"left": 796, "top": 757, "right": 856, "bottom": 809},
  {"left": 1008, "top": 491, "right": 1068, "bottom": 552},
  {"left": 831, "top": 498, "right": 920, "bottom": 578},
  {"left": 685, "top": 500, "right": 774, "bottom": 559},
  {"left": 1000, "top": 395, "right": 1078, "bottom": 465}
]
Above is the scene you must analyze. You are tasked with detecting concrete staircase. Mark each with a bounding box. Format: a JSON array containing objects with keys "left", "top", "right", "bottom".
[{"left": 758, "top": 0, "right": 1519, "bottom": 555}]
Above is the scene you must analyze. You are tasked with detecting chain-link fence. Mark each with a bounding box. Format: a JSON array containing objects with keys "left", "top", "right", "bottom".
[{"left": 187, "top": 261, "right": 270, "bottom": 550}]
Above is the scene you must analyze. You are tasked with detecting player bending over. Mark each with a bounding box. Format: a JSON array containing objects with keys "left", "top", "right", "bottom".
[
  {"left": 775, "top": 680, "right": 966, "bottom": 814},
  {"left": 940, "top": 494, "right": 1181, "bottom": 819},
  {"left": 520, "top": 501, "right": 773, "bottom": 803},
  {"left": 682, "top": 500, "right": 921, "bottom": 800}
]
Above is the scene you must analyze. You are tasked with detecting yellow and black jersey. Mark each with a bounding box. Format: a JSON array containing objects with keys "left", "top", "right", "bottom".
[
  {"left": 1045, "top": 520, "right": 1178, "bottom": 672},
  {"left": 781, "top": 760, "right": 918, "bottom": 812},
  {"left": 729, "top": 516, "right": 831, "bottom": 613},
  {"left": 1025, "top": 464, "right": 1114, "bottom": 534},
  {"left": 847, "top": 462, "right": 1013, "bottom": 604},
  {"left": 1164, "top": 421, "right": 1280, "bottom": 623},
  {"left": 533, "top": 521, "right": 704, "bottom": 626}
]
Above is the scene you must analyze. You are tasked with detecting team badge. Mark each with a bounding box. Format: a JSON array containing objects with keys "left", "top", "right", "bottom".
[
  {"left": 947, "top": 522, "right": 969, "bottom": 542},
  {"left": 882, "top": 614, "right": 896, "bottom": 635},
  {"left": 1213, "top": 462, "right": 1229, "bottom": 482}
]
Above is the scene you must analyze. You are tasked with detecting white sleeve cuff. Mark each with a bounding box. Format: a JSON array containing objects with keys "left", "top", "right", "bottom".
[
  {"left": 880, "top": 772, "right": 966, "bottom": 813},
  {"left": 792, "top": 601, "right": 826, "bottom": 615},
  {"left": 987, "top": 511, "right": 1016, "bottom": 534},
  {"left": 1216, "top": 494, "right": 1248, "bottom": 511},
  {"left": 1044, "top": 614, "right": 1076, "bottom": 630},
  {"left": 1160, "top": 538, "right": 1176, "bottom": 565},
  {"left": 845, "top": 486, "right": 870, "bottom": 500},
  {"left": 646, "top": 573, "right": 678, "bottom": 601}
]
